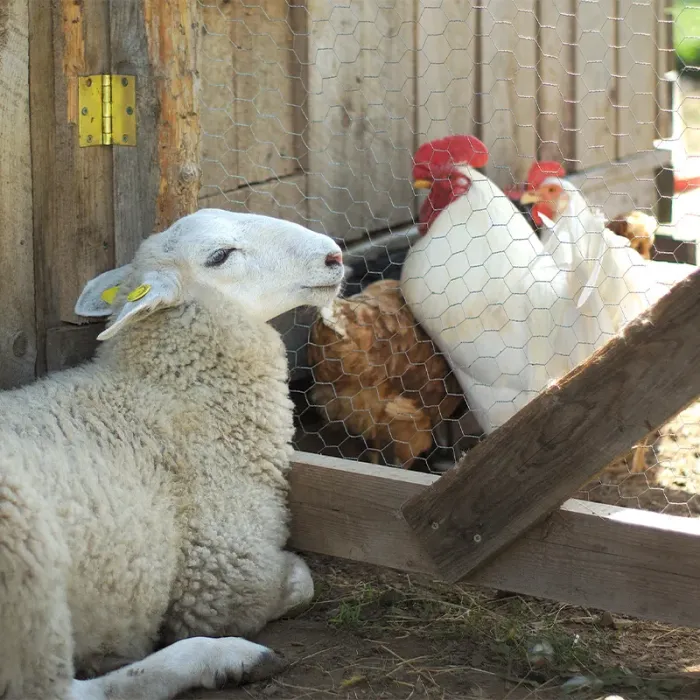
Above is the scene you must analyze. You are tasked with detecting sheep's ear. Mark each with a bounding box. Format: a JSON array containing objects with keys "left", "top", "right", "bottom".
[
  {"left": 97, "top": 270, "right": 181, "bottom": 341},
  {"left": 75, "top": 266, "right": 133, "bottom": 318}
]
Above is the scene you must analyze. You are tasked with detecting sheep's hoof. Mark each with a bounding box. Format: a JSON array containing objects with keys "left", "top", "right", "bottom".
[{"left": 240, "top": 650, "right": 288, "bottom": 685}]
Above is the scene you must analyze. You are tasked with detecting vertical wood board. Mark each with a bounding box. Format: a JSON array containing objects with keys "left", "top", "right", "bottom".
[
  {"left": 304, "top": 0, "right": 416, "bottom": 241},
  {"left": 0, "top": 0, "right": 37, "bottom": 388},
  {"left": 28, "top": 0, "right": 54, "bottom": 375},
  {"left": 416, "top": 0, "right": 477, "bottom": 143},
  {"left": 143, "top": 0, "right": 201, "bottom": 232},
  {"left": 572, "top": 0, "right": 616, "bottom": 170},
  {"left": 536, "top": 0, "right": 576, "bottom": 164},
  {"left": 110, "top": 0, "right": 160, "bottom": 265},
  {"left": 617, "top": 0, "right": 657, "bottom": 160},
  {"left": 197, "top": 0, "right": 302, "bottom": 204},
  {"left": 479, "top": 0, "right": 538, "bottom": 189},
  {"left": 51, "top": 0, "right": 114, "bottom": 324}
]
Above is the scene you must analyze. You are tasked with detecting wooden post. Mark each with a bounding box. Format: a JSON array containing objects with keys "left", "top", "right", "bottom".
[
  {"left": 402, "top": 268, "right": 700, "bottom": 583},
  {"left": 29, "top": 0, "right": 201, "bottom": 374},
  {"left": 142, "top": 0, "right": 201, "bottom": 233},
  {"left": 0, "top": 0, "right": 37, "bottom": 388}
]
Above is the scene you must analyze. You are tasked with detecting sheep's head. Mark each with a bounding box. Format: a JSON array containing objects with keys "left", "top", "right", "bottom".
[{"left": 75, "top": 209, "right": 345, "bottom": 340}]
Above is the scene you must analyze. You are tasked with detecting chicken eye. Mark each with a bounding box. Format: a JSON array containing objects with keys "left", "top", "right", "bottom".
[{"left": 205, "top": 248, "right": 236, "bottom": 267}]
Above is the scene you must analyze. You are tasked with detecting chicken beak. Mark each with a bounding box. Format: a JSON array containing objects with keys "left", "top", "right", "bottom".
[
  {"left": 519, "top": 191, "right": 540, "bottom": 205},
  {"left": 413, "top": 179, "right": 432, "bottom": 190}
]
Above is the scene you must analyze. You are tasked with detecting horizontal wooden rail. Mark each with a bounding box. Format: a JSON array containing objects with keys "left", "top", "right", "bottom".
[
  {"left": 401, "top": 267, "right": 700, "bottom": 583},
  {"left": 289, "top": 452, "right": 700, "bottom": 629}
]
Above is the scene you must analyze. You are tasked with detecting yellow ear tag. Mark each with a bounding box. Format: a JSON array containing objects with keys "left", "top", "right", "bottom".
[
  {"left": 101, "top": 285, "right": 120, "bottom": 305},
  {"left": 127, "top": 284, "right": 151, "bottom": 302}
]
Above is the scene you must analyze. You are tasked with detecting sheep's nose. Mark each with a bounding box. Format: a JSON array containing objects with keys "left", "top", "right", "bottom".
[{"left": 325, "top": 252, "right": 343, "bottom": 268}]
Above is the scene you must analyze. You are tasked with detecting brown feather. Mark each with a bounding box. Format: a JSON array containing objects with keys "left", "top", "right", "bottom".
[
  {"left": 605, "top": 210, "right": 657, "bottom": 260},
  {"left": 308, "top": 279, "right": 463, "bottom": 469}
]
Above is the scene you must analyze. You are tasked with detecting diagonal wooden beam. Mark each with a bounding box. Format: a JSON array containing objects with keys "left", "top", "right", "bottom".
[{"left": 401, "top": 267, "right": 700, "bottom": 583}]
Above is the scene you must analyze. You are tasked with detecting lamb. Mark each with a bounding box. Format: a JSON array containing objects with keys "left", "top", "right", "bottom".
[{"left": 0, "top": 208, "right": 345, "bottom": 700}]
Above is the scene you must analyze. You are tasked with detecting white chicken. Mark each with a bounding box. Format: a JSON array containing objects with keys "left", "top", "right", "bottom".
[{"left": 400, "top": 135, "right": 668, "bottom": 437}]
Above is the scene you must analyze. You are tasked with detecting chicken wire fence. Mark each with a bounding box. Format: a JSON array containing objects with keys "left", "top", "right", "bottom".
[{"left": 196, "top": 0, "right": 700, "bottom": 517}]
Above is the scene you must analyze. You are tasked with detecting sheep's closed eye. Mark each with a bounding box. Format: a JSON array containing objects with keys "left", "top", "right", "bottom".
[{"left": 205, "top": 248, "right": 237, "bottom": 267}]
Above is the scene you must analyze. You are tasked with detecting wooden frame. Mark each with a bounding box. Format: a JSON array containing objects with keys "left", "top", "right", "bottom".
[
  {"left": 290, "top": 452, "right": 700, "bottom": 629},
  {"left": 402, "top": 267, "right": 700, "bottom": 582}
]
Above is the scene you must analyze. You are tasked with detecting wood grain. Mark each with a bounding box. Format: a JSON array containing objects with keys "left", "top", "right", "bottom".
[
  {"left": 197, "top": 1, "right": 304, "bottom": 206},
  {"left": 536, "top": 0, "right": 575, "bottom": 164},
  {"left": 110, "top": 0, "right": 160, "bottom": 264},
  {"left": 289, "top": 452, "right": 700, "bottom": 629},
  {"left": 654, "top": 0, "right": 674, "bottom": 141},
  {"left": 567, "top": 149, "right": 670, "bottom": 219},
  {"left": 415, "top": 0, "right": 477, "bottom": 143},
  {"left": 402, "top": 266, "right": 700, "bottom": 583},
  {"left": 143, "top": 0, "right": 201, "bottom": 231},
  {"left": 0, "top": 0, "right": 37, "bottom": 388},
  {"left": 479, "top": 0, "right": 538, "bottom": 189},
  {"left": 572, "top": 0, "right": 616, "bottom": 170},
  {"left": 304, "top": 0, "right": 415, "bottom": 240},
  {"left": 49, "top": 0, "right": 114, "bottom": 324},
  {"left": 199, "top": 173, "right": 309, "bottom": 226},
  {"left": 616, "top": 0, "right": 657, "bottom": 160}
]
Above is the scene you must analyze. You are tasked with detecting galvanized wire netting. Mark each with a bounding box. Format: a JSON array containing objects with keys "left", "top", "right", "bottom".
[{"left": 195, "top": 0, "right": 700, "bottom": 516}]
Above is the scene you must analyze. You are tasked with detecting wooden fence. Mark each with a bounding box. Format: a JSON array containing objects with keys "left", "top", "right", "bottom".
[{"left": 0, "top": 0, "right": 676, "bottom": 387}]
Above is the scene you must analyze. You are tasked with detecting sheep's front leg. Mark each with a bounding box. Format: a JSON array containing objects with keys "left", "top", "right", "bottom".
[
  {"left": 71, "top": 637, "right": 285, "bottom": 700},
  {"left": 269, "top": 552, "right": 315, "bottom": 621}
]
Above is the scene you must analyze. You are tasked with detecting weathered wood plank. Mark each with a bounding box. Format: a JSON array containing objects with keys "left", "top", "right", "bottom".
[
  {"left": 231, "top": 0, "right": 301, "bottom": 186},
  {"left": 143, "top": 0, "right": 200, "bottom": 231},
  {"left": 0, "top": 0, "right": 36, "bottom": 388},
  {"left": 416, "top": 0, "right": 477, "bottom": 143},
  {"left": 572, "top": 0, "right": 616, "bottom": 170},
  {"left": 536, "top": 0, "right": 575, "bottom": 164},
  {"left": 197, "top": 1, "right": 303, "bottom": 204},
  {"left": 198, "top": 173, "right": 309, "bottom": 226},
  {"left": 110, "top": 0, "right": 160, "bottom": 265},
  {"left": 479, "top": 0, "right": 538, "bottom": 189},
  {"left": 617, "top": 0, "right": 657, "bottom": 160},
  {"left": 50, "top": 0, "right": 114, "bottom": 324},
  {"left": 654, "top": 0, "right": 674, "bottom": 140},
  {"left": 402, "top": 266, "right": 700, "bottom": 583},
  {"left": 28, "top": 0, "right": 54, "bottom": 375},
  {"left": 45, "top": 324, "right": 102, "bottom": 374},
  {"left": 198, "top": 1, "right": 238, "bottom": 199},
  {"left": 289, "top": 452, "right": 700, "bottom": 629},
  {"left": 567, "top": 150, "right": 670, "bottom": 219},
  {"left": 304, "top": 0, "right": 415, "bottom": 241}
]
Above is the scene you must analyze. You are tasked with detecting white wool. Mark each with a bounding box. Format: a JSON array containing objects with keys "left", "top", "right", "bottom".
[{"left": 0, "top": 209, "right": 344, "bottom": 700}]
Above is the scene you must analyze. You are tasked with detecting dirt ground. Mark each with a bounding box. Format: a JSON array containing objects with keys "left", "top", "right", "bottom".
[
  {"left": 179, "top": 396, "right": 700, "bottom": 700},
  {"left": 183, "top": 554, "right": 700, "bottom": 700}
]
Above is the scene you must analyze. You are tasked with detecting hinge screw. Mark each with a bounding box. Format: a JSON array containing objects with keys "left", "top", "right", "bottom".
[
  {"left": 122, "top": 77, "right": 129, "bottom": 86},
  {"left": 126, "top": 106, "right": 134, "bottom": 115},
  {"left": 81, "top": 107, "right": 88, "bottom": 116},
  {"left": 86, "top": 78, "right": 92, "bottom": 87},
  {"left": 86, "top": 135, "right": 93, "bottom": 143},
  {"left": 122, "top": 135, "right": 129, "bottom": 143}
]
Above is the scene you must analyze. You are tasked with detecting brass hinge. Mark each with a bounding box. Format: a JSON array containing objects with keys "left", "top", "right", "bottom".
[{"left": 78, "top": 75, "right": 136, "bottom": 147}]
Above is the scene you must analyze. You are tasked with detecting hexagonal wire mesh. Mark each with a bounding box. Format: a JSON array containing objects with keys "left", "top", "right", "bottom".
[{"left": 196, "top": 0, "right": 700, "bottom": 516}]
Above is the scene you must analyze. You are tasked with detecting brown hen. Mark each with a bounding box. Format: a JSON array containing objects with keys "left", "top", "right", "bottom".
[
  {"left": 308, "top": 279, "right": 463, "bottom": 469},
  {"left": 605, "top": 210, "right": 657, "bottom": 260}
]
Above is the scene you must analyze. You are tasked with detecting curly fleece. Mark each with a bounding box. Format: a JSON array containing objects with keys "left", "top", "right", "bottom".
[{"left": 0, "top": 294, "right": 296, "bottom": 697}]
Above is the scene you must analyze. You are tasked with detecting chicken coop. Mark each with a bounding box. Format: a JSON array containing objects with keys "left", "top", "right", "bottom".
[{"left": 4, "top": 0, "right": 700, "bottom": 630}]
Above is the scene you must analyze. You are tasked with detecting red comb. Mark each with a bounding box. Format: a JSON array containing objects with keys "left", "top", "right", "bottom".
[
  {"left": 413, "top": 135, "right": 489, "bottom": 176},
  {"left": 526, "top": 161, "right": 565, "bottom": 190}
]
